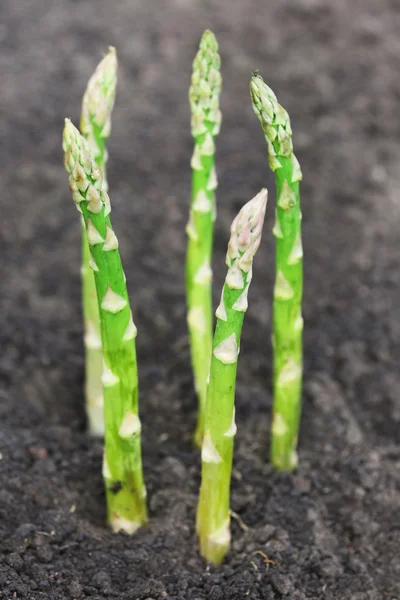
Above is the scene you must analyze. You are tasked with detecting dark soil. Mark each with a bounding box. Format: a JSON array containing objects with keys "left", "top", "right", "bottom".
[{"left": 1, "top": 0, "right": 399, "bottom": 598}]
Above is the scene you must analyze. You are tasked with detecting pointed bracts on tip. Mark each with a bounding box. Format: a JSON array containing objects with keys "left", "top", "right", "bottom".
[
  {"left": 225, "top": 189, "right": 268, "bottom": 272},
  {"left": 63, "top": 119, "right": 112, "bottom": 215},
  {"left": 189, "top": 31, "right": 222, "bottom": 138},
  {"left": 250, "top": 73, "right": 301, "bottom": 175},
  {"left": 81, "top": 47, "right": 118, "bottom": 158}
]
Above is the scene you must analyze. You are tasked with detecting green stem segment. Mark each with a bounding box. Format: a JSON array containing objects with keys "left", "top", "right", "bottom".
[
  {"left": 197, "top": 189, "right": 268, "bottom": 564},
  {"left": 63, "top": 119, "right": 147, "bottom": 533},
  {"left": 186, "top": 31, "right": 222, "bottom": 448},
  {"left": 81, "top": 222, "right": 103, "bottom": 435},
  {"left": 250, "top": 73, "right": 303, "bottom": 472},
  {"left": 80, "top": 47, "right": 118, "bottom": 436}
]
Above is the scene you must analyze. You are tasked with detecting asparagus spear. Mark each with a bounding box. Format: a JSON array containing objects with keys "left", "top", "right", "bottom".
[
  {"left": 197, "top": 189, "right": 268, "bottom": 564},
  {"left": 186, "top": 30, "right": 222, "bottom": 448},
  {"left": 250, "top": 73, "right": 303, "bottom": 472},
  {"left": 80, "top": 47, "right": 118, "bottom": 436},
  {"left": 63, "top": 119, "right": 147, "bottom": 533}
]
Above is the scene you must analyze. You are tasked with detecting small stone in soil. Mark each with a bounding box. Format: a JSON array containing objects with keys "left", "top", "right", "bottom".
[
  {"left": 271, "top": 572, "right": 293, "bottom": 595},
  {"left": 35, "top": 544, "right": 53, "bottom": 563},
  {"left": 91, "top": 570, "right": 112, "bottom": 591},
  {"left": 68, "top": 580, "right": 82, "bottom": 598},
  {"left": 5, "top": 553, "right": 24, "bottom": 570},
  {"left": 256, "top": 524, "right": 276, "bottom": 543}
]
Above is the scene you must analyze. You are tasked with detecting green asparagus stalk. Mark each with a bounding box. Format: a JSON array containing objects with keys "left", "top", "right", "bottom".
[
  {"left": 250, "top": 73, "right": 303, "bottom": 472},
  {"left": 186, "top": 30, "right": 222, "bottom": 448},
  {"left": 80, "top": 47, "right": 118, "bottom": 436},
  {"left": 197, "top": 189, "right": 268, "bottom": 564},
  {"left": 63, "top": 119, "right": 147, "bottom": 533}
]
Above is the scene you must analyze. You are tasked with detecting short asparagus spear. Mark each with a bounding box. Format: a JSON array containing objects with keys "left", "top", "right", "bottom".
[
  {"left": 186, "top": 30, "right": 222, "bottom": 448},
  {"left": 197, "top": 189, "right": 268, "bottom": 564},
  {"left": 80, "top": 47, "right": 118, "bottom": 436},
  {"left": 250, "top": 73, "right": 303, "bottom": 472},
  {"left": 63, "top": 119, "right": 147, "bottom": 533}
]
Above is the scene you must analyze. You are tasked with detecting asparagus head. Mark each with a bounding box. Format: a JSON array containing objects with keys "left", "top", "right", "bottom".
[
  {"left": 197, "top": 189, "right": 268, "bottom": 564},
  {"left": 250, "top": 73, "right": 303, "bottom": 472},
  {"left": 81, "top": 46, "right": 117, "bottom": 186},
  {"left": 186, "top": 30, "right": 222, "bottom": 448},
  {"left": 80, "top": 47, "right": 118, "bottom": 436},
  {"left": 63, "top": 119, "right": 147, "bottom": 533}
]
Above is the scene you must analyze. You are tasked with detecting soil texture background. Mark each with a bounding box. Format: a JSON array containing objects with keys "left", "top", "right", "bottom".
[{"left": 0, "top": 0, "right": 399, "bottom": 598}]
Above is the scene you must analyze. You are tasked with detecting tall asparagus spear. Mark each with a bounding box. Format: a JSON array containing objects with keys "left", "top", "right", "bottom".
[
  {"left": 79, "top": 47, "right": 118, "bottom": 436},
  {"left": 186, "top": 30, "right": 222, "bottom": 448},
  {"left": 197, "top": 189, "right": 268, "bottom": 564},
  {"left": 63, "top": 119, "right": 147, "bottom": 533},
  {"left": 250, "top": 73, "right": 303, "bottom": 472}
]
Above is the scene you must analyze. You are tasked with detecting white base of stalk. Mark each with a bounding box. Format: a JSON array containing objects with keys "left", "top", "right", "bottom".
[
  {"left": 198, "top": 516, "right": 231, "bottom": 565},
  {"left": 109, "top": 515, "right": 142, "bottom": 535}
]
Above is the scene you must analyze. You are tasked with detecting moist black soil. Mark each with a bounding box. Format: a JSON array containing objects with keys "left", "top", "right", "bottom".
[{"left": 1, "top": 1, "right": 399, "bottom": 598}]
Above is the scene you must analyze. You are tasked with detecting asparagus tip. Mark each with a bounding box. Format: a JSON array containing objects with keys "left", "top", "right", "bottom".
[
  {"left": 249, "top": 72, "right": 276, "bottom": 105},
  {"left": 199, "top": 29, "right": 218, "bottom": 50},
  {"left": 189, "top": 29, "right": 222, "bottom": 138},
  {"left": 230, "top": 188, "right": 268, "bottom": 248},
  {"left": 81, "top": 46, "right": 118, "bottom": 137}
]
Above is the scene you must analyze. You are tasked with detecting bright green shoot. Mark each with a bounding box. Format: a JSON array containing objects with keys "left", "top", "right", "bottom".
[
  {"left": 186, "top": 30, "right": 222, "bottom": 448},
  {"left": 63, "top": 119, "right": 147, "bottom": 534},
  {"left": 197, "top": 189, "right": 268, "bottom": 565},
  {"left": 250, "top": 73, "right": 303, "bottom": 472},
  {"left": 79, "top": 47, "right": 118, "bottom": 436}
]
